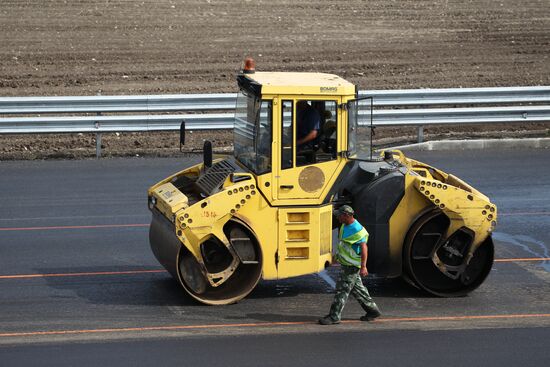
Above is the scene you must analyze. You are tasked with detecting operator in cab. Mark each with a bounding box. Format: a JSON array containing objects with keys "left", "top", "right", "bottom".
[{"left": 296, "top": 100, "right": 320, "bottom": 150}]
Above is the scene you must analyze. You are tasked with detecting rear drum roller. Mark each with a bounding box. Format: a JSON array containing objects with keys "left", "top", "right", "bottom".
[
  {"left": 403, "top": 210, "right": 494, "bottom": 296},
  {"left": 177, "top": 221, "right": 263, "bottom": 305}
]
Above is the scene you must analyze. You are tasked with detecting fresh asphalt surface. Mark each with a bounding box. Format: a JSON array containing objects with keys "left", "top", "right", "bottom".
[{"left": 0, "top": 149, "right": 549, "bottom": 366}]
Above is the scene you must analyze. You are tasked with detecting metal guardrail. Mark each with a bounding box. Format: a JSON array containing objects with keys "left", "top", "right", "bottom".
[
  {"left": 0, "top": 94, "right": 238, "bottom": 114},
  {"left": 0, "top": 114, "right": 234, "bottom": 134},
  {"left": 364, "top": 106, "right": 550, "bottom": 125},
  {"left": 3, "top": 107, "right": 548, "bottom": 134},
  {"left": 2, "top": 87, "right": 549, "bottom": 114},
  {"left": 359, "top": 86, "right": 550, "bottom": 106},
  {"left": 1, "top": 86, "right": 549, "bottom": 156}
]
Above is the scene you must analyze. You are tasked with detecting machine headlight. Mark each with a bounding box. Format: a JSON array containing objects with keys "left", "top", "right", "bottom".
[{"left": 148, "top": 196, "right": 157, "bottom": 210}]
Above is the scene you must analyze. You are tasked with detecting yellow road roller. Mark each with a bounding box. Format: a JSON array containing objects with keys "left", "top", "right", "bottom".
[{"left": 148, "top": 59, "right": 497, "bottom": 304}]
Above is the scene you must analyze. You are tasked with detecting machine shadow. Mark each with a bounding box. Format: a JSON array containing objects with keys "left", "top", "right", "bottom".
[
  {"left": 37, "top": 266, "right": 430, "bottom": 309},
  {"left": 363, "top": 276, "right": 430, "bottom": 298},
  {"left": 36, "top": 265, "right": 203, "bottom": 307}
]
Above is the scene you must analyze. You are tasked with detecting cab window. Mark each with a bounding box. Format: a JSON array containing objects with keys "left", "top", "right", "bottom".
[
  {"left": 234, "top": 90, "right": 272, "bottom": 174},
  {"left": 281, "top": 101, "right": 294, "bottom": 169}
]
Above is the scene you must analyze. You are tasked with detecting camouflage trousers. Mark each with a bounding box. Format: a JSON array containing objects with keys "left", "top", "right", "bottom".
[{"left": 329, "top": 264, "right": 379, "bottom": 321}]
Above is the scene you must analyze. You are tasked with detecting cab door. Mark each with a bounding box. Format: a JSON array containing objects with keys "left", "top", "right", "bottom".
[{"left": 275, "top": 98, "right": 342, "bottom": 202}]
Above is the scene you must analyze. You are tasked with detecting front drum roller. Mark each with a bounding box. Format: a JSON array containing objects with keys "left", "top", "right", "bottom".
[
  {"left": 177, "top": 222, "right": 263, "bottom": 305},
  {"left": 403, "top": 210, "right": 494, "bottom": 297},
  {"left": 150, "top": 211, "right": 262, "bottom": 305}
]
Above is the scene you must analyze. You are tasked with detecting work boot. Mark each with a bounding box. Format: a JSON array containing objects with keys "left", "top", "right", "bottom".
[
  {"left": 318, "top": 315, "right": 340, "bottom": 325},
  {"left": 359, "top": 309, "right": 381, "bottom": 322}
]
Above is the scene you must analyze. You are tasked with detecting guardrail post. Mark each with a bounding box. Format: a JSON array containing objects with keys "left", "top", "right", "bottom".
[
  {"left": 95, "top": 112, "right": 102, "bottom": 158},
  {"left": 417, "top": 125, "right": 424, "bottom": 143},
  {"left": 95, "top": 133, "right": 102, "bottom": 158}
]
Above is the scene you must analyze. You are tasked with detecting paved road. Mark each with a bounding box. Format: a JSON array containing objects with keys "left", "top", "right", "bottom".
[
  {"left": 0, "top": 149, "right": 549, "bottom": 365},
  {"left": 2, "top": 328, "right": 549, "bottom": 367}
]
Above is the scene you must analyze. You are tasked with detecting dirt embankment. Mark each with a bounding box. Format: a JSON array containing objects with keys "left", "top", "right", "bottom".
[{"left": 1, "top": 0, "right": 549, "bottom": 159}]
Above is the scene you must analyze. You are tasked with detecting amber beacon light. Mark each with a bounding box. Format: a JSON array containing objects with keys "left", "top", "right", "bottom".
[{"left": 243, "top": 57, "right": 256, "bottom": 74}]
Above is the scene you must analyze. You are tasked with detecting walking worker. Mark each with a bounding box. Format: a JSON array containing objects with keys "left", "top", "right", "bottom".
[{"left": 319, "top": 205, "right": 381, "bottom": 325}]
